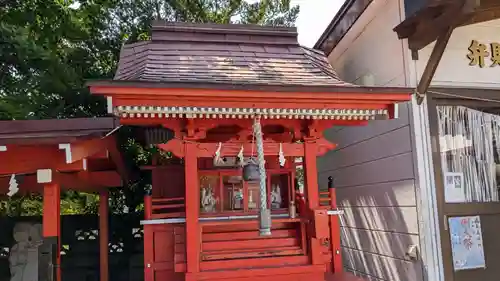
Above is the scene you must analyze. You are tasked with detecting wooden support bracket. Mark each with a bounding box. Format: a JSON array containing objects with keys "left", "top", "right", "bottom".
[{"left": 415, "top": 27, "right": 454, "bottom": 105}]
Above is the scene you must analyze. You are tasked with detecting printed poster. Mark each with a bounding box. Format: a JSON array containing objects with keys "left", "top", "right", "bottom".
[
  {"left": 444, "top": 172, "right": 466, "bottom": 203},
  {"left": 448, "top": 216, "right": 486, "bottom": 271}
]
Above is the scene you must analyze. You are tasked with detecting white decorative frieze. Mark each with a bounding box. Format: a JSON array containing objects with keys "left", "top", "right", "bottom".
[{"left": 114, "top": 105, "right": 390, "bottom": 120}]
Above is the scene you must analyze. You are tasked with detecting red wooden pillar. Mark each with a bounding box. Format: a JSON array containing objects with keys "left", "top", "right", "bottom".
[
  {"left": 43, "top": 183, "right": 61, "bottom": 281},
  {"left": 304, "top": 140, "right": 319, "bottom": 209},
  {"left": 304, "top": 140, "right": 322, "bottom": 265},
  {"left": 328, "top": 178, "right": 343, "bottom": 275},
  {"left": 185, "top": 142, "right": 200, "bottom": 275},
  {"left": 143, "top": 195, "right": 153, "bottom": 281},
  {"left": 99, "top": 190, "right": 109, "bottom": 281}
]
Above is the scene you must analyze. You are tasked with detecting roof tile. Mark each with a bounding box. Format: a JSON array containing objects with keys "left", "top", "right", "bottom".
[{"left": 114, "top": 22, "right": 355, "bottom": 87}]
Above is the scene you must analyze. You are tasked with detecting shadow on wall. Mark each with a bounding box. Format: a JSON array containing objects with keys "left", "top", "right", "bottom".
[{"left": 317, "top": 107, "right": 427, "bottom": 281}]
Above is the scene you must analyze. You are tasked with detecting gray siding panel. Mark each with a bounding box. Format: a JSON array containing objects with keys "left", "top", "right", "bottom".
[
  {"left": 341, "top": 206, "right": 419, "bottom": 234},
  {"left": 319, "top": 152, "right": 414, "bottom": 188},
  {"left": 318, "top": 125, "right": 413, "bottom": 172},
  {"left": 324, "top": 103, "right": 410, "bottom": 150},
  {"left": 336, "top": 179, "right": 417, "bottom": 207},
  {"left": 343, "top": 248, "right": 423, "bottom": 281},
  {"left": 317, "top": 101, "right": 422, "bottom": 281},
  {"left": 341, "top": 227, "right": 420, "bottom": 261}
]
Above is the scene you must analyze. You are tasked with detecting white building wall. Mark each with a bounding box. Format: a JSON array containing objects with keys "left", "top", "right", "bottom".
[
  {"left": 412, "top": 19, "right": 500, "bottom": 88},
  {"left": 328, "top": 0, "right": 409, "bottom": 87}
]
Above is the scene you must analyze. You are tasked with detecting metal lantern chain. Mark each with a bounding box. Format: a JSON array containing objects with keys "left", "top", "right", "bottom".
[{"left": 253, "top": 116, "right": 271, "bottom": 236}]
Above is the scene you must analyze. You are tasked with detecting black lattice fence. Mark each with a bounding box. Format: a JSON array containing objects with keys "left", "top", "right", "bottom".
[{"left": 0, "top": 214, "right": 144, "bottom": 281}]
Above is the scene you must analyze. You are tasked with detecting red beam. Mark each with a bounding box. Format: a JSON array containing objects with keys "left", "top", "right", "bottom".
[
  {"left": 0, "top": 139, "right": 119, "bottom": 176},
  {"left": 0, "top": 171, "right": 121, "bottom": 194},
  {"left": 0, "top": 145, "right": 66, "bottom": 175},
  {"left": 61, "top": 137, "right": 115, "bottom": 164},
  {"left": 158, "top": 139, "right": 305, "bottom": 158},
  {"left": 158, "top": 138, "right": 336, "bottom": 158}
]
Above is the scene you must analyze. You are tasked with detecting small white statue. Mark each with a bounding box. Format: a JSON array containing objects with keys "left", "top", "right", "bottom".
[
  {"left": 248, "top": 190, "right": 256, "bottom": 209},
  {"left": 201, "top": 185, "right": 217, "bottom": 213},
  {"left": 9, "top": 223, "right": 43, "bottom": 281},
  {"left": 233, "top": 188, "right": 243, "bottom": 209},
  {"left": 271, "top": 184, "right": 282, "bottom": 209}
]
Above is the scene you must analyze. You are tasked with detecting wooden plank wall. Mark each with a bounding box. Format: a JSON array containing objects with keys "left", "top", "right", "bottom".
[{"left": 317, "top": 103, "right": 424, "bottom": 281}]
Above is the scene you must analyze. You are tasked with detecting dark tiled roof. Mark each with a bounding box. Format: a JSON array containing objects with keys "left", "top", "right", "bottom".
[
  {"left": 114, "top": 21, "right": 354, "bottom": 87},
  {"left": 0, "top": 118, "right": 118, "bottom": 145}
]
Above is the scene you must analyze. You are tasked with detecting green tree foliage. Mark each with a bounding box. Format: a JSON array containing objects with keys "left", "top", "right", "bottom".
[{"left": 0, "top": 0, "right": 299, "bottom": 216}]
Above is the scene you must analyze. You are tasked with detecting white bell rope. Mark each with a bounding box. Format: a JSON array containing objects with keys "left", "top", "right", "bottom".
[{"left": 253, "top": 116, "right": 271, "bottom": 236}]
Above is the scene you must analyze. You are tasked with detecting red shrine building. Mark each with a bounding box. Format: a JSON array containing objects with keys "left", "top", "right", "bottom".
[{"left": 88, "top": 22, "right": 411, "bottom": 281}]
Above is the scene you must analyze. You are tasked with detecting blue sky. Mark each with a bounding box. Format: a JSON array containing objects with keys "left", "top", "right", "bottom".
[{"left": 292, "top": 0, "right": 344, "bottom": 47}]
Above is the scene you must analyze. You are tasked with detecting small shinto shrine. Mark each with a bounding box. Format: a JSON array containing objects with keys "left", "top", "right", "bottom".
[{"left": 89, "top": 21, "right": 411, "bottom": 281}]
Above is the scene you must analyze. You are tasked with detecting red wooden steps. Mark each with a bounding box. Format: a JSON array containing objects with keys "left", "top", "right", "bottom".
[
  {"left": 186, "top": 264, "right": 326, "bottom": 281},
  {"left": 201, "top": 246, "right": 303, "bottom": 261},
  {"left": 203, "top": 237, "right": 299, "bottom": 251},
  {"left": 200, "top": 255, "right": 309, "bottom": 271}
]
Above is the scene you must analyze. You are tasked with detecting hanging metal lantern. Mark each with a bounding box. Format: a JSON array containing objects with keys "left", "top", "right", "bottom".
[{"left": 242, "top": 161, "right": 260, "bottom": 181}]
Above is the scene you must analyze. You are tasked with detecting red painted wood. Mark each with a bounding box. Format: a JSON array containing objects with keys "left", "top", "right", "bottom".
[
  {"left": 203, "top": 237, "right": 299, "bottom": 251},
  {"left": 42, "top": 183, "right": 61, "bottom": 281},
  {"left": 151, "top": 212, "right": 186, "bottom": 219},
  {"left": 0, "top": 145, "right": 66, "bottom": 175},
  {"left": 152, "top": 203, "right": 185, "bottom": 209},
  {"left": 152, "top": 165, "right": 185, "bottom": 198},
  {"left": 158, "top": 139, "right": 306, "bottom": 158},
  {"left": 99, "top": 190, "right": 109, "bottom": 281},
  {"left": 145, "top": 224, "right": 188, "bottom": 280},
  {"left": 68, "top": 136, "right": 114, "bottom": 164},
  {"left": 201, "top": 247, "right": 303, "bottom": 261},
  {"left": 0, "top": 171, "right": 120, "bottom": 194},
  {"left": 202, "top": 229, "right": 297, "bottom": 242},
  {"left": 200, "top": 217, "right": 303, "bottom": 227},
  {"left": 304, "top": 141, "right": 319, "bottom": 209},
  {"left": 202, "top": 246, "right": 303, "bottom": 261},
  {"left": 202, "top": 221, "right": 295, "bottom": 233},
  {"left": 200, "top": 255, "right": 309, "bottom": 271},
  {"left": 143, "top": 224, "right": 154, "bottom": 281},
  {"left": 152, "top": 197, "right": 185, "bottom": 202},
  {"left": 185, "top": 142, "right": 200, "bottom": 273},
  {"left": 186, "top": 265, "right": 325, "bottom": 281},
  {"left": 154, "top": 229, "right": 174, "bottom": 263},
  {"left": 144, "top": 195, "right": 152, "bottom": 220},
  {"left": 329, "top": 188, "right": 343, "bottom": 275},
  {"left": 89, "top": 85, "right": 411, "bottom": 106}
]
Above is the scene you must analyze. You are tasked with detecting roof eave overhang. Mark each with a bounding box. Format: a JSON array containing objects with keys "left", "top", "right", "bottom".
[
  {"left": 87, "top": 79, "right": 412, "bottom": 95},
  {"left": 87, "top": 80, "right": 411, "bottom": 122},
  {"left": 313, "top": 0, "right": 374, "bottom": 56},
  {"left": 394, "top": 0, "right": 500, "bottom": 51}
]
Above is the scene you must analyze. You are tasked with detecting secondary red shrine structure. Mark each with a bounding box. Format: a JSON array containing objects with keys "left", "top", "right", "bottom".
[
  {"left": 0, "top": 118, "right": 126, "bottom": 281},
  {"left": 89, "top": 22, "right": 411, "bottom": 281}
]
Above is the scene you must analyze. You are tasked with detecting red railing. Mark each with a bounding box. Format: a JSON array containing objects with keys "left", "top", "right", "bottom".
[{"left": 144, "top": 196, "right": 186, "bottom": 219}]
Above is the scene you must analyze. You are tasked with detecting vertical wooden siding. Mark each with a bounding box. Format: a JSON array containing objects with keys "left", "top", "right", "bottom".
[{"left": 317, "top": 103, "right": 424, "bottom": 281}]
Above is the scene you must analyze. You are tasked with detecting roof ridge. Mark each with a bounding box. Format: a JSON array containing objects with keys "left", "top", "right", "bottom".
[{"left": 151, "top": 21, "right": 297, "bottom": 35}]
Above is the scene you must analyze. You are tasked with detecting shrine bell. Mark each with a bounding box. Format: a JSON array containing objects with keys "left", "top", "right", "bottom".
[{"left": 242, "top": 161, "right": 260, "bottom": 182}]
